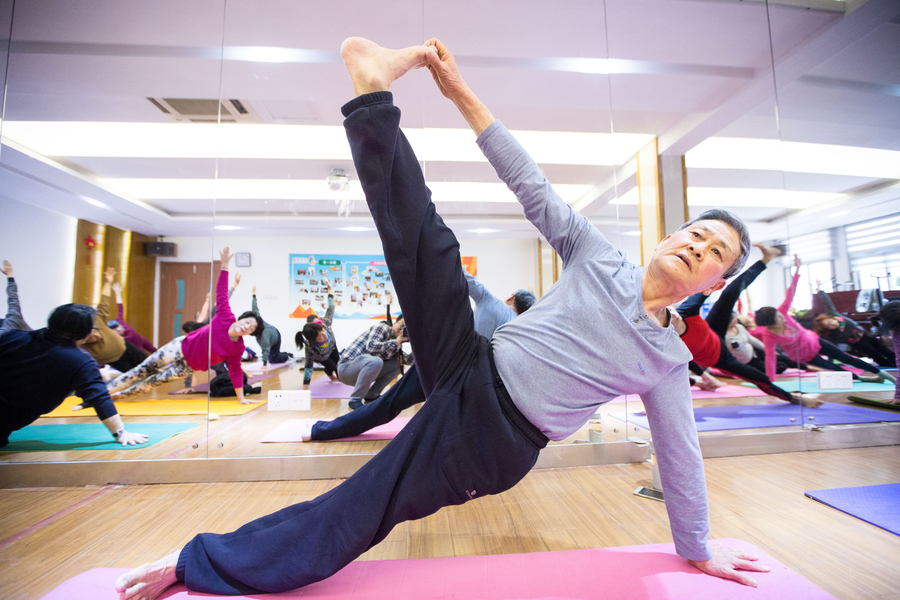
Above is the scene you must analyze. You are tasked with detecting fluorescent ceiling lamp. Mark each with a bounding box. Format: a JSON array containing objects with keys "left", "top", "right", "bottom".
[
  {"left": 828, "top": 210, "right": 849, "bottom": 218},
  {"left": 686, "top": 187, "right": 842, "bottom": 209},
  {"left": 686, "top": 137, "right": 900, "bottom": 179},
  {"left": 337, "top": 226, "right": 373, "bottom": 232},
  {"left": 468, "top": 228, "right": 500, "bottom": 234},
  {"left": 609, "top": 187, "right": 639, "bottom": 205},
  {"left": 100, "top": 178, "right": 593, "bottom": 205},
  {"left": 622, "top": 230, "right": 642, "bottom": 236},
  {"left": 2, "top": 122, "right": 652, "bottom": 166},
  {"left": 214, "top": 225, "right": 243, "bottom": 230}
]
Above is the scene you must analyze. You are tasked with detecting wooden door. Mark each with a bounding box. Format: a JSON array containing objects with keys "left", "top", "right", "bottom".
[{"left": 159, "top": 261, "right": 221, "bottom": 346}]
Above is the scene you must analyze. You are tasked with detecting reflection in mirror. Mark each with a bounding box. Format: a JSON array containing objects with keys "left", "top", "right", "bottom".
[
  {"left": 765, "top": 1, "right": 900, "bottom": 426},
  {"left": 599, "top": 0, "right": 805, "bottom": 445},
  {"left": 0, "top": 1, "right": 227, "bottom": 461}
]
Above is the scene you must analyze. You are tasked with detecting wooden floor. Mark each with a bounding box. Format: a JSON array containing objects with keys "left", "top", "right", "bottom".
[
  {"left": 1, "top": 445, "right": 898, "bottom": 599},
  {"left": 2, "top": 364, "right": 897, "bottom": 463}
]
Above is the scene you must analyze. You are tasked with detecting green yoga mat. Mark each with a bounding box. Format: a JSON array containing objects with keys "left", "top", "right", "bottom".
[
  {"left": 743, "top": 379, "right": 895, "bottom": 393},
  {"left": 848, "top": 396, "right": 900, "bottom": 411},
  {"left": 2, "top": 422, "right": 199, "bottom": 452}
]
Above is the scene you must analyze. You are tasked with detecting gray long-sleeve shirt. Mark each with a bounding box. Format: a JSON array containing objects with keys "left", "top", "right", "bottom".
[
  {"left": 480, "top": 121, "right": 710, "bottom": 562},
  {"left": 464, "top": 270, "right": 517, "bottom": 338},
  {"left": 1, "top": 277, "right": 32, "bottom": 334}
]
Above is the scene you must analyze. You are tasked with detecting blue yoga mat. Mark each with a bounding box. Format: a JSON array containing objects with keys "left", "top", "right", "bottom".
[
  {"left": 608, "top": 402, "right": 900, "bottom": 432},
  {"left": 2, "top": 422, "right": 199, "bottom": 452},
  {"left": 805, "top": 483, "right": 900, "bottom": 536},
  {"left": 745, "top": 379, "right": 894, "bottom": 393}
]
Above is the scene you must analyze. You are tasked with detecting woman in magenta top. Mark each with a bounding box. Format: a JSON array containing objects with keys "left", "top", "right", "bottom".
[
  {"left": 755, "top": 255, "right": 895, "bottom": 385},
  {"left": 106, "top": 248, "right": 263, "bottom": 404}
]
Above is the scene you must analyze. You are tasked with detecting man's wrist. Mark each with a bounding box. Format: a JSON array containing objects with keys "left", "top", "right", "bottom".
[{"left": 112, "top": 427, "right": 126, "bottom": 439}]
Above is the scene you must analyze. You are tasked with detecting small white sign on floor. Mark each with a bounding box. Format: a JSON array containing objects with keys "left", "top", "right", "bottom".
[
  {"left": 816, "top": 371, "right": 853, "bottom": 390},
  {"left": 268, "top": 390, "right": 311, "bottom": 411}
]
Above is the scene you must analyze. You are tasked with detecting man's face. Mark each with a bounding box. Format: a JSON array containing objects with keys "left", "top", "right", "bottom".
[{"left": 651, "top": 219, "right": 741, "bottom": 297}]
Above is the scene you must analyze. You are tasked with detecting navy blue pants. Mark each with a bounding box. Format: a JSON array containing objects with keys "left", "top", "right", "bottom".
[
  {"left": 176, "top": 92, "right": 548, "bottom": 595},
  {"left": 311, "top": 364, "right": 425, "bottom": 441}
]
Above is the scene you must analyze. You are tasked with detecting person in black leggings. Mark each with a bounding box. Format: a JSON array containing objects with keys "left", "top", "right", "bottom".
[{"left": 675, "top": 251, "right": 818, "bottom": 407}]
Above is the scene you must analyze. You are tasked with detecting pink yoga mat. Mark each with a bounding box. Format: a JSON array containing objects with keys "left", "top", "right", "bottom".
[
  {"left": 242, "top": 359, "right": 291, "bottom": 373},
  {"left": 40, "top": 538, "right": 835, "bottom": 599},
  {"left": 260, "top": 417, "right": 412, "bottom": 442},
  {"left": 307, "top": 378, "right": 356, "bottom": 398}
]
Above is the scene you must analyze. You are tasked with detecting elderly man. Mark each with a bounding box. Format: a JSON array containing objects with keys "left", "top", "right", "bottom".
[{"left": 116, "top": 38, "right": 766, "bottom": 600}]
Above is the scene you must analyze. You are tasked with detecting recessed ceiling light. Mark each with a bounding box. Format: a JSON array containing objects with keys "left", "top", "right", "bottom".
[
  {"left": 468, "top": 228, "right": 500, "bottom": 234},
  {"left": 214, "top": 225, "right": 243, "bottom": 230},
  {"left": 623, "top": 230, "right": 642, "bottom": 236},
  {"left": 686, "top": 187, "right": 842, "bottom": 208},
  {"left": 337, "top": 226, "right": 373, "bottom": 232},
  {"left": 81, "top": 196, "right": 110, "bottom": 209},
  {"left": 828, "top": 210, "right": 849, "bottom": 218}
]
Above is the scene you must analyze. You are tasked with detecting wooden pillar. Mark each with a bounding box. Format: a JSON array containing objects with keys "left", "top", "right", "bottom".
[
  {"left": 72, "top": 220, "right": 106, "bottom": 305},
  {"left": 637, "top": 138, "right": 663, "bottom": 266},
  {"left": 127, "top": 233, "right": 157, "bottom": 341}
]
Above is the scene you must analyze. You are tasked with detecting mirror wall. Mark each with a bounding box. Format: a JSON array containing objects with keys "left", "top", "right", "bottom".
[{"left": 2, "top": 0, "right": 896, "bottom": 473}]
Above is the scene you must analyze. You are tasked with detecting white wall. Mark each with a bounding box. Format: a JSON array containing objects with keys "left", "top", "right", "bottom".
[
  {"left": 0, "top": 198, "right": 77, "bottom": 327},
  {"left": 155, "top": 234, "right": 537, "bottom": 353}
]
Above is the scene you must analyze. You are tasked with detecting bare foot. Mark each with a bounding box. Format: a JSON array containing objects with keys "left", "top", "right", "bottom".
[
  {"left": 300, "top": 419, "right": 314, "bottom": 442},
  {"left": 329, "top": 374, "right": 340, "bottom": 383},
  {"left": 754, "top": 243, "right": 781, "bottom": 264},
  {"left": 340, "top": 37, "right": 433, "bottom": 96},
  {"left": 115, "top": 550, "right": 180, "bottom": 600}
]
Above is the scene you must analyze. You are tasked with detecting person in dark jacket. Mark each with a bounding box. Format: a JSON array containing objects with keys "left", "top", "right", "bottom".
[{"left": 0, "top": 303, "right": 148, "bottom": 446}]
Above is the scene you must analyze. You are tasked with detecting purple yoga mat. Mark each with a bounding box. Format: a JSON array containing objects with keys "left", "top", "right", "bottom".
[
  {"left": 260, "top": 417, "right": 412, "bottom": 442},
  {"left": 40, "top": 538, "right": 835, "bottom": 599},
  {"left": 805, "top": 483, "right": 900, "bottom": 536},
  {"left": 308, "top": 378, "right": 356, "bottom": 399},
  {"left": 168, "top": 372, "right": 276, "bottom": 394},
  {"left": 609, "top": 401, "right": 900, "bottom": 432}
]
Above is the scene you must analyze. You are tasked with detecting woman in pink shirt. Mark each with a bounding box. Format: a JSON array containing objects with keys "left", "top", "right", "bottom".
[
  {"left": 755, "top": 255, "right": 896, "bottom": 385},
  {"left": 106, "top": 247, "right": 263, "bottom": 404}
]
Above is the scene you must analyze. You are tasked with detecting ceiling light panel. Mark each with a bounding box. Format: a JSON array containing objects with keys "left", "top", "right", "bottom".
[
  {"left": 687, "top": 187, "right": 842, "bottom": 208},
  {"left": 686, "top": 137, "right": 900, "bottom": 179},
  {"left": 2, "top": 122, "right": 652, "bottom": 166}
]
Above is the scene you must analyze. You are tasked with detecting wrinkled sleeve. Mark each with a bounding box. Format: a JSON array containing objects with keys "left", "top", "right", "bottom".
[
  {"left": 324, "top": 295, "right": 335, "bottom": 327},
  {"left": 364, "top": 324, "right": 399, "bottom": 360},
  {"left": 74, "top": 361, "right": 118, "bottom": 421},
  {"left": 477, "top": 121, "right": 614, "bottom": 269},
  {"left": 303, "top": 341, "right": 314, "bottom": 385},
  {"left": 464, "top": 270, "right": 486, "bottom": 303},
  {"left": 641, "top": 365, "right": 712, "bottom": 561}
]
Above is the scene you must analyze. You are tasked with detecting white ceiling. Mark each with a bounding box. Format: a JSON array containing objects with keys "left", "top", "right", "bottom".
[{"left": 1, "top": 0, "right": 899, "bottom": 248}]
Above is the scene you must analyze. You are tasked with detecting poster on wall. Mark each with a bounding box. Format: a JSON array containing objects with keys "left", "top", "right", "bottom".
[{"left": 289, "top": 253, "right": 477, "bottom": 320}]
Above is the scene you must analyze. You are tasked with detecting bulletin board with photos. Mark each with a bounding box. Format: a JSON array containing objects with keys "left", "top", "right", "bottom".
[{"left": 289, "top": 254, "right": 477, "bottom": 320}]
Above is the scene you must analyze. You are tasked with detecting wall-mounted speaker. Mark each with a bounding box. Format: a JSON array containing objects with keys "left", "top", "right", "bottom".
[{"left": 144, "top": 242, "right": 177, "bottom": 257}]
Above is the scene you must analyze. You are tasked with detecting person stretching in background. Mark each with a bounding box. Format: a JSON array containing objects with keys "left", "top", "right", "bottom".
[
  {"left": 849, "top": 300, "right": 899, "bottom": 405},
  {"left": 105, "top": 248, "right": 263, "bottom": 404},
  {"left": 812, "top": 282, "right": 895, "bottom": 367},
  {"left": 78, "top": 267, "right": 126, "bottom": 369},
  {"left": 247, "top": 285, "right": 292, "bottom": 366},
  {"left": 336, "top": 310, "right": 413, "bottom": 411},
  {"left": 755, "top": 255, "right": 896, "bottom": 385},
  {"left": 0, "top": 261, "right": 32, "bottom": 333},
  {"left": 464, "top": 269, "right": 535, "bottom": 337},
  {"left": 109, "top": 281, "right": 157, "bottom": 354},
  {"left": 299, "top": 278, "right": 341, "bottom": 387},
  {"left": 0, "top": 303, "right": 147, "bottom": 447},
  {"left": 195, "top": 271, "right": 240, "bottom": 325}
]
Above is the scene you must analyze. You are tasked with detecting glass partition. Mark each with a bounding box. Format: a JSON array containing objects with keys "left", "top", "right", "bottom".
[
  {"left": 0, "top": 0, "right": 227, "bottom": 462},
  {"left": 767, "top": 1, "right": 900, "bottom": 422}
]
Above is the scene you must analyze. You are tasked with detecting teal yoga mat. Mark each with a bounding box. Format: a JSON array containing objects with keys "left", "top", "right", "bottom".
[
  {"left": 744, "top": 379, "right": 894, "bottom": 393},
  {"left": 2, "top": 422, "right": 199, "bottom": 452}
]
